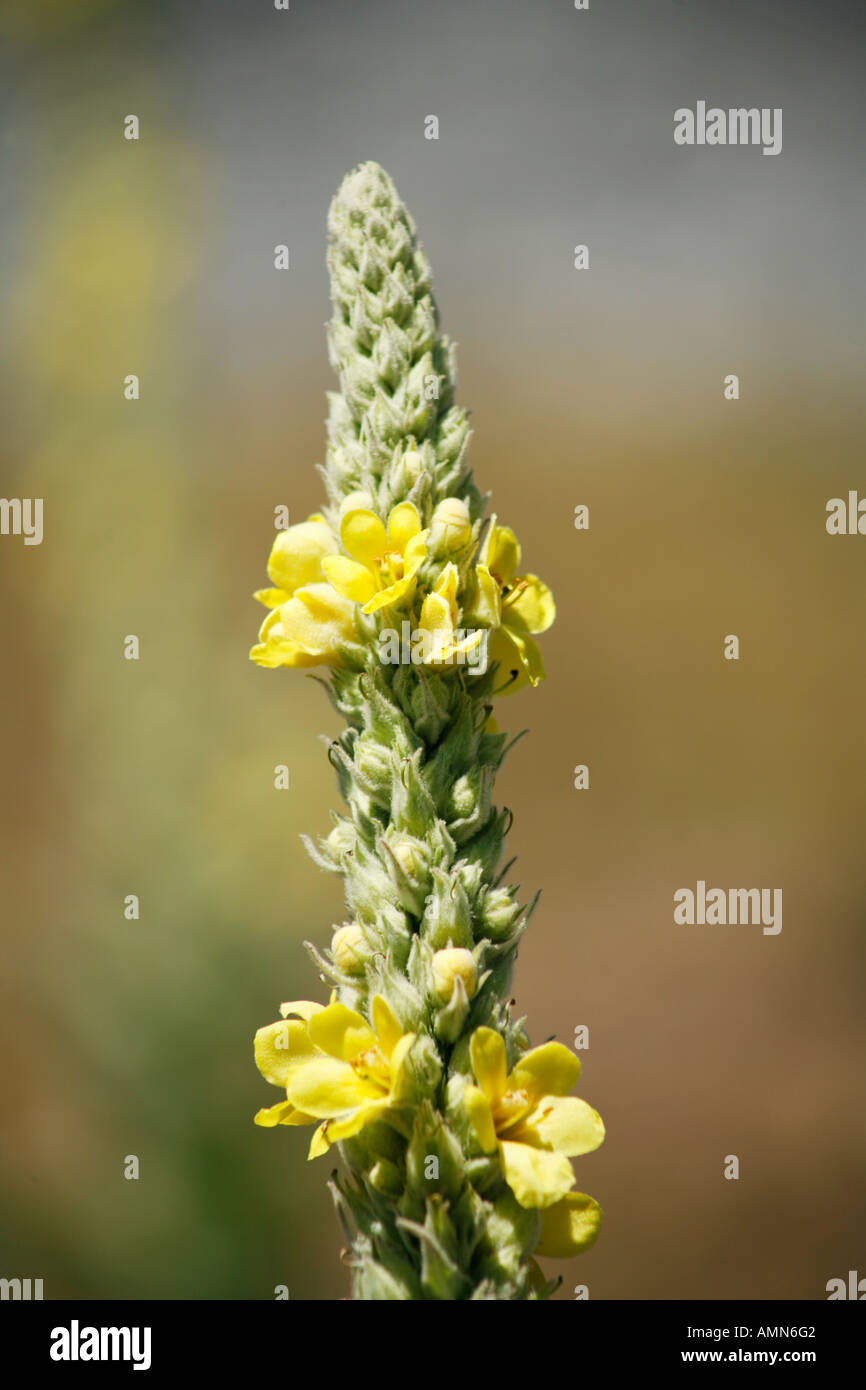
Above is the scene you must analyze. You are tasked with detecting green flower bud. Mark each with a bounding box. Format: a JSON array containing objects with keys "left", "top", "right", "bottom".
[
  {"left": 332, "top": 923, "right": 368, "bottom": 975},
  {"left": 353, "top": 738, "right": 394, "bottom": 797},
  {"left": 368, "top": 1158, "right": 403, "bottom": 1197},
  {"left": 477, "top": 884, "right": 523, "bottom": 940},
  {"left": 324, "top": 819, "right": 356, "bottom": 860},
  {"left": 433, "top": 972, "right": 472, "bottom": 1043},
  {"left": 386, "top": 831, "right": 429, "bottom": 882},
  {"left": 419, "top": 867, "right": 474, "bottom": 950},
  {"left": 404, "top": 1101, "right": 465, "bottom": 1208},
  {"left": 392, "top": 1034, "right": 442, "bottom": 1105},
  {"left": 398, "top": 449, "right": 425, "bottom": 487}
]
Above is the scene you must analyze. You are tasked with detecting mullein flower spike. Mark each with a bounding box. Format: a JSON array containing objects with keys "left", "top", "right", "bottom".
[{"left": 250, "top": 161, "right": 603, "bottom": 1299}]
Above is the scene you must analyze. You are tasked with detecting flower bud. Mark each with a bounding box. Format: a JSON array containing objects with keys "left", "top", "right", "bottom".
[
  {"left": 368, "top": 1159, "right": 403, "bottom": 1197},
  {"left": 388, "top": 832, "right": 428, "bottom": 880},
  {"left": 431, "top": 947, "right": 477, "bottom": 1003},
  {"left": 354, "top": 740, "right": 393, "bottom": 794},
  {"left": 332, "top": 923, "right": 368, "bottom": 975},
  {"left": 431, "top": 496, "right": 472, "bottom": 553},
  {"left": 448, "top": 772, "right": 477, "bottom": 820},
  {"left": 340, "top": 489, "right": 375, "bottom": 517},
  {"left": 325, "top": 821, "right": 356, "bottom": 859},
  {"left": 396, "top": 448, "right": 425, "bottom": 488},
  {"left": 476, "top": 884, "right": 522, "bottom": 940}
]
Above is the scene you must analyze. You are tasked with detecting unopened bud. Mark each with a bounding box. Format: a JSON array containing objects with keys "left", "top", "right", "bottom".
[
  {"left": 332, "top": 923, "right": 367, "bottom": 975},
  {"left": 431, "top": 496, "right": 472, "bottom": 552},
  {"left": 340, "top": 489, "right": 375, "bottom": 517},
  {"left": 396, "top": 448, "right": 425, "bottom": 489},
  {"left": 325, "top": 821, "right": 356, "bottom": 858},
  {"left": 388, "top": 833, "right": 428, "bottom": 880},
  {"left": 431, "top": 948, "right": 477, "bottom": 1003},
  {"left": 477, "top": 885, "right": 521, "bottom": 939},
  {"left": 368, "top": 1159, "right": 403, "bottom": 1196}
]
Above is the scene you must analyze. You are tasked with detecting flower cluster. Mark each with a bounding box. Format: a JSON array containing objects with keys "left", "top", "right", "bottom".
[
  {"left": 248, "top": 162, "right": 603, "bottom": 1300},
  {"left": 251, "top": 497, "right": 554, "bottom": 691},
  {"left": 255, "top": 998, "right": 603, "bottom": 1261}
]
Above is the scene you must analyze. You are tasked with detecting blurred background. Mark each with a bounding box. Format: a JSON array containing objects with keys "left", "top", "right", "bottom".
[{"left": 1, "top": 0, "right": 864, "bottom": 1300}]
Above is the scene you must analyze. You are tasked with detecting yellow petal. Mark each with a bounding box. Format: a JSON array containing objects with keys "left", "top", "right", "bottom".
[
  {"left": 460, "top": 629, "right": 485, "bottom": 653},
  {"left": 520, "top": 1096, "right": 605, "bottom": 1158},
  {"left": 432, "top": 563, "right": 459, "bottom": 622},
  {"left": 465, "top": 564, "right": 502, "bottom": 628},
  {"left": 308, "top": 1122, "right": 331, "bottom": 1159},
  {"left": 266, "top": 518, "right": 338, "bottom": 595},
  {"left": 491, "top": 627, "right": 545, "bottom": 692},
  {"left": 371, "top": 995, "right": 404, "bottom": 1061},
  {"left": 279, "top": 1001, "right": 326, "bottom": 1022},
  {"left": 249, "top": 637, "right": 319, "bottom": 670},
  {"left": 362, "top": 571, "right": 417, "bottom": 615},
  {"left": 255, "top": 1100, "right": 319, "bottom": 1128},
  {"left": 254, "top": 1100, "right": 314, "bottom": 1128},
  {"left": 308, "top": 1001, "right": 375, "bottom": 1062},
  {"left": 445, "top": 630, "right": 485, "bottom": 664},
  {"left": 470, "top": 1027, "right": 508, "bottom": 1106},
  {"left": 254, "top": 1018, "right": 318, "bottom": 1088},
  {"left": 252, "top": 1100, "right": 289, "bottom": 1123},
  {"left": 257, "top": 607, "right": 283, "bottom": 641},
  {"left": 403, "top": 529, "right": 429, "bottom": 571},
  {"left": 509, "top": 1042, "right": 581, "bottom": 1100},
  {"left": 499, "top": 1139, "right": 575, "bottom": 1209},
  {"left": 505, "top": 575, "right": 556, "bottom": 636},
  {"left": 285, "top": 1056, "right": 381, "bottom": 1116},
  {"left": 482, "top": 520, "right": 521, "bottom": 586},
  {"left": 276, "top": 583, "right": 357, "bottom": 659},
  {"left": 387, "top": 1033, "right": 417, "bottom": 1103},
  {"left": 325, "top": 1097, "right": 392, "bottom": 1143},
  {"left": 464, "top": 1084, "right": 498, "bottom": 1153},
  {"left": 253, "top": 587, "right": 289, "bottom": 609},
  {"left": 477, "top": 514, "right": 498, "bottom": 568},
  {"left": 422, "top": 627, "right": 485, "bottom": 668},
  {"left": 340, "top": 508, "right": 388, "bottom": 567},
  {"left": 434, "top": 562, "right": 459, "bottom": 596},
  {"left": 418, "top": 590, "right": 453, "bottom": 637},
  {"left": 321, "top": 554, "right": 379, "bottom": 604},
  {"left": 386, "top": 501, "right": 422, "bottom": 554},
  {"left": 516, "top": 632, "right": 546, "bottom": 685},
  {"left": 536, "top": 1192, "right": 602, "bottom": 1258}
]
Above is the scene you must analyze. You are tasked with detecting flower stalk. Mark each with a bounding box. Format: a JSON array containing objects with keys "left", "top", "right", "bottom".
[{"left": 250, "top": 161, "right": 604, "bottom": 1299}]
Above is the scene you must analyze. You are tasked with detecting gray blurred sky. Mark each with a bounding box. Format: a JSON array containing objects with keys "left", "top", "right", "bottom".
[{"left": 4, "top": 0, "right": 865, "bottom": 389}]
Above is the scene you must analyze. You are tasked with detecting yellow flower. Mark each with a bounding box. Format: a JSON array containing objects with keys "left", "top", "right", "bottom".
[
  {"left": 253, "top": 1000, "right": 326, "bottom": 1128},
  {"left": 253, "top": 514, "right": 339, "bottom": 610},
  {"left": 250, "top": 514, "right": 357, "bottom": 669},
  {"left": 468, "top": 517, "right": 555, "bottom": 692},
  {"left": 250, "top": 583, "right": 357, "bottom": 669},
  {"left": 322, "top": 501, "right": 429, "bottom": 614},
  {"left": 254, "top": 995, "right": 415, "bottom": 1159},
  {"left": 464, "top": 1027, "right": 604, "bottom": 1209},
  {"left": 417, "top": 563, "right": 485, "bottom": 667}
]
